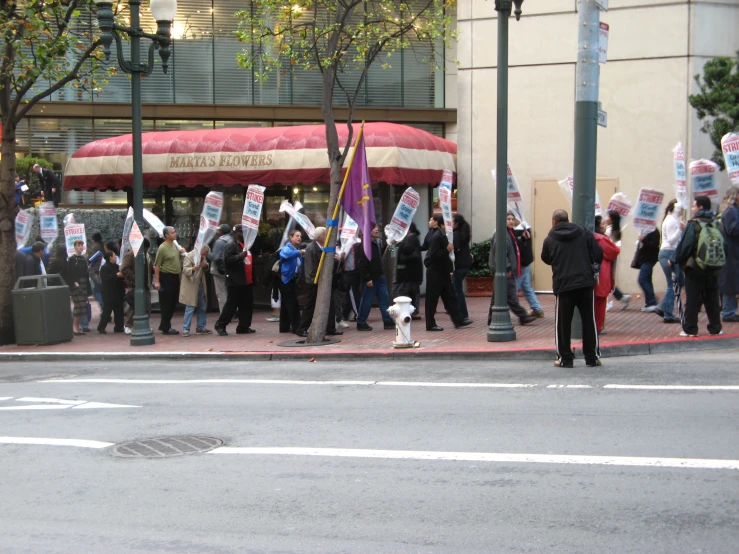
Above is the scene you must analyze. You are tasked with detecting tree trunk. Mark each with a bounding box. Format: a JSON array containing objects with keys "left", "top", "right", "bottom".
[
  {"left": 306, "top": 67, "right": 345, "bottom": 345},
  {"left": 0, "top": 118, "right": 18, "bottom": 345}
]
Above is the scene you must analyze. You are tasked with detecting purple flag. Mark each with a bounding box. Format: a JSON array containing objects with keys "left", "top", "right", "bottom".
[{"left": 341, "top": 133, "right": 376, "bottom": 260}]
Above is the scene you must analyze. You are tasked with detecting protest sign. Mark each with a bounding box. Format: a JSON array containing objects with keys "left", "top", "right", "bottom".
[
  {"left": 721, "top": 132, "right": 739, "bottom": 186},
  {"left": 63, "top": 213, "right": 75, "bottom": 227},
  {"left": 340, "top": 213, "right": 360, "bottom": 257},
  {"left": 39, "top": 202, "right": 58, "bottom": 244},
  {"left": 673, "top": 143, "right": 690, "bottom": 209},
  {"left": 64, "top": 224, "right": 86, "bottom": 256},
  {"left": 129, "top": 221, "right": 144, "bottom": 258},
  {"left": 142, "top": 208, "right": 184, "bottom": 253},
  {"left": 492, "top": 165, "right": 527, "bottom": 225},
  {"left": 280, "top": 200, "right": 316, "bottom": 240},
  {"left": 15, "top": 210, "right": 32, "bottom": 249},
  {"left": 605, "top": 193, "right": 633, "bottom": 224},
  {"left": 384, "top": 188, "right": 420, "bottom": 245},
  {"left": 439, "top": 182, "right": 455, "bottom": 262},
  {"left": 690, "top": 159, "right": 719, "bottom": 200},
  {"left": 192, "top": 192, "right": 224, "bottom": 264},
  {"left": 440, "top": 169, "right": 454, "bottom": 188},
  {"left": 633, "top": 189, "right": 664, "bottom": 232},
  {"left": 242, "top": 185, "right": 266, "bottom": 251},
  {"left": 558, "top": 175, "right": 602, "bottom": 215},
  {"left": 192, "top": 216, "right": 216, "bottom": 266},
  {"left": 120, "top": 207, "right": 134, "bottom": 261}
]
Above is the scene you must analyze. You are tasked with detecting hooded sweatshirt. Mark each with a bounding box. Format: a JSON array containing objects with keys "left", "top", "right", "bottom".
[{"left": 541, "top": 222, "right": 603, "bottom": 294}]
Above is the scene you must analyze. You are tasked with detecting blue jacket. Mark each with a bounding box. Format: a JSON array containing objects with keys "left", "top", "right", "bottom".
[{"left": 279, "top": 243, "right": 302, "bottom": 284}]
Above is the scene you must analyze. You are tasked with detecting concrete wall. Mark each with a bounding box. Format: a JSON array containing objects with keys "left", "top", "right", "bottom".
[
  {"left": 456, "top": 0, "right": 739, "bottom": 293},
  {"left": 22, "top": 208, "right": 129, "bottom": 251}
]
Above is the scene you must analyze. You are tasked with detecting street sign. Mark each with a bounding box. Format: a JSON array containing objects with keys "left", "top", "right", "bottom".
[
  {"left": 599, "top": 22, "right": 609, "bottom": 64},
  {"left": 0, "top": 397, "right": 140, "bottom": 410},
  {"left": 598, "top": 109, "right": 608, "bottom": 128},
  {"left": 595, "top": 0, "right": 608, "bottom": 11}
]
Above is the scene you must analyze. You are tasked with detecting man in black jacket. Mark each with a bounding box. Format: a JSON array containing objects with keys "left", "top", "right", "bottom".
[
  {"left": 297, "top": 227, "right": 342, "bottom": 337},
  {"left": 541, "top": 209, "right": 603, "bottom": 368},
  {"left": 215, "top": 225, "right": 256, "bottom": 336},
  {"left": 393, "top": 222, "right": 423, "bottom": 320},
  {"left": 356, "top": 225, "right": 394, "bottom": 331},
  {"left": 32, "top": 164, "right": 61, "bottom": 207},
  {"left": 423, "top": 215, "right": 469, "bottom": 331}
]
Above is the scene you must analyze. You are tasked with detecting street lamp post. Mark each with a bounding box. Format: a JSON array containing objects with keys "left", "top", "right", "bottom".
[
  {"left": 92, "top": 0, "right": 176, "bottom": 346},
  {"left": 488, "top": 0, "right": 523, "bottom": 343}
]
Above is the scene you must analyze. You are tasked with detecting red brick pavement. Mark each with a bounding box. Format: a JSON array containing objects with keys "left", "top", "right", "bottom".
[{"left": 2, "top": 295, "right": 737, "bottom": 357}]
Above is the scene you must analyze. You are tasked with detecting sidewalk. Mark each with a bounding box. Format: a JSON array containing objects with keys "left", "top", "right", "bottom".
[{"left": 2, "top": 296, "right": 737, "bottom": 362}]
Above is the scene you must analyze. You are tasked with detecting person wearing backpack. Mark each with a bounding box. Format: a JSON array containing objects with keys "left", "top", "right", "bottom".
[
  {"left": 673, "top": 196, "right": 725, "bottom": 337},
  {"left": 207, "top": 224, "right": 231, "bottom": 312},
  {"left": 717, "top": 187, "right": 739, "bottom": 322}
]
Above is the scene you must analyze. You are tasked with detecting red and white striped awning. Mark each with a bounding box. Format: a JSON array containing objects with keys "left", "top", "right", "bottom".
[{"left": 63, "top": 122, "right": 456, "bottom": 191}]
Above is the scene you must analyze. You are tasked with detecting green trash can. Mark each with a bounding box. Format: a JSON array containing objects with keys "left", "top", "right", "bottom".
[{"left": 13, "top": 274, "right": 73, "bottom": 346}]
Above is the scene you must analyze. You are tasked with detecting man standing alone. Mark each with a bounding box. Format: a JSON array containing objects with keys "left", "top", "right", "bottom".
[
  {"left": 153, "top": 226, "right": 182, "bottom": 335},
  {"left": 541, "top": 209, "right": 603, "bottom": 368}
]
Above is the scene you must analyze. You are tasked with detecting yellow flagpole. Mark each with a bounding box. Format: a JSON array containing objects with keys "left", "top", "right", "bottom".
[{"left": 314, "top": 122, "right": 366, "bottom": 285}]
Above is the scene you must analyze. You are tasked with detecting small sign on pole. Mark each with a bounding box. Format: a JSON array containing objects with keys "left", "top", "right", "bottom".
[
  {"left": 599, "top": 22, "right": 609, "bottom": 64},
  {"left": 597, "top": 107, "right": 608, "bottom": 128}
]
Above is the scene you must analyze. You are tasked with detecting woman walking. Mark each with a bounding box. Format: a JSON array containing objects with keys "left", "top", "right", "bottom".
[
  {"left": 452, "top": 214, "right": 473, "bottom": 324},
  {"left": 68, "top": 240, "right": 90, "bottom": 336},
  {"left": 635, "top": 227, "right": 661, "bottom": 312},
  {"left": 393, "top": 222, "right": 423, "bottom": 320},
  {"left": 593, "top": 215, "right": 620, "bottom": 335},
  {"left": 657, "top": 200, "right": 684, "bottom": 323},
  {"left": 604, "top": 211, "right": 631, "bottom": 309}
]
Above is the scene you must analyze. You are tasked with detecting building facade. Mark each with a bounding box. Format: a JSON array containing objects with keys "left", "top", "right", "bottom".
[{"left": 455, "top": 0, "right": 739, "bottom": 292}]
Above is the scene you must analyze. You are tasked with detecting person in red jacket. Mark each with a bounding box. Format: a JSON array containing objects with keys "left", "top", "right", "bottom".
[{"left": 594, "top": 215, "right": 621, "bottom": 335}]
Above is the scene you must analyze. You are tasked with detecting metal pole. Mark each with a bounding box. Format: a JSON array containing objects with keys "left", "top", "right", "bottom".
[
  {"left": 571, "top": 0, "right": 600, "bottom": 340},
  {"left": 129, "top": 0, "right": 155, "bottom": 346},
  {"left": 488, "top": 3, "right": 516, "bottom": 342}
]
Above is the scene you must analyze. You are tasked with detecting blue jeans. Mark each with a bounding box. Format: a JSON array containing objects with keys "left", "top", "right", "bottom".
[
  {"left": 182, "top": 284, "right": 207, "bottom": 331},
  {"left": 516, "top": 264, "right": 542, "bottom": 312},
  {"left": 453, "top": 267, "right": 470, "bottom": 320},
  {"left": 357, "top": 275, "right": 392, "bottom": 325},
  {"left": 723, "top": 294, "right": 738, "bottom": 318},
  {"left": 658, "top": 251, "right": 682, "bottom": 318},
  {"left": 638, "top": 262, "right": 657, "bottom": 307}
]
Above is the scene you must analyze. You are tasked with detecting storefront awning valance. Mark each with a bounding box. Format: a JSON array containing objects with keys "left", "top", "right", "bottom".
[{"left": 63, "top": 122, "right": 456, "bottom": 191}]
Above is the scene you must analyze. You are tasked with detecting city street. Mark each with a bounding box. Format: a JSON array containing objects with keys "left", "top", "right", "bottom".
[{"left": 1, "top": 351, "right": 738, "bottom": 553}]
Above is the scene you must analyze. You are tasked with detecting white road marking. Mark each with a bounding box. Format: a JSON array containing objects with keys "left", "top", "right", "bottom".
[
  {"left": 0, "top": 397, "right": 12, "bottom": 401},
  {"left": 0, "top": 397, "right": 140, "bottom": 411},
  {"left": 210, "top": 447, "right": 739, "bottom": 471},
  {"left": 0, "top": 437, "right": 113, "bottom": 449},
  {"left": 38, "top": 378, "right": 739, "bottom": 391},
  {"left": 604, "top": 385, "right": 739, "bottom": 391}
]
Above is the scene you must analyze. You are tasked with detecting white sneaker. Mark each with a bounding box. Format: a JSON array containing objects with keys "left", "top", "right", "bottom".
[
  {"left": 621, "top": 295, "right": 631, "bottom": 310},
  {"left": 641, "top": 305, "right": 659, "bottom": 313},
  {"left": 265, "top": 316, "right": 280, "bottom": 322},
  {"left": 710, "top": 331, "right": 724, "bottom": 336},
  {"left": 124, "top": 326, "right": 132, "bottom": 335},
  {"left": 606, "top": 301, "right": 614, "bottom": 312},
  {"left": 679, "top": 331, "right": 697, "bottom": 337},
  {"left": 337, "top": 320, "right": 349, "bottom": 328}
]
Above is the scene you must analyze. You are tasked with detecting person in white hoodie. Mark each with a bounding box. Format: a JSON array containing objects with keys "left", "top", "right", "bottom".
[{"left": 657, "top": 199, "right": 685, "bottom": 323}]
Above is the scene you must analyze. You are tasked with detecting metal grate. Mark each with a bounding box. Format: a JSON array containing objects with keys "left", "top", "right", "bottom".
[{"left": 110, "top": 436, "right": 223, "bottom": 458}]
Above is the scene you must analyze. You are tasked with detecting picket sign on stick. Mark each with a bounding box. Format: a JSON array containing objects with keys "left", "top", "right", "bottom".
[
  {"left": 129, "top": 221, "right": 144, "bottom": 258},
  {"left": 119, "top": 207, "right": 134, "bottom": 261},
  {"left": 279, "top": 201, "right": 303, "bottom": 249},
  {"left": 15, "top": 210, "right": 33, "bottom": 249},
  {"left": 142, "top": 208, "right": 184, "bottom": 253},
  {"left": 605, "top": 193, "right": 633, "bottom": 225},
  {"left": 557, "top": 175, "right": 602, "bottom": 216},
  {"left": 280, "top": 200, "right": 316, "bottom": 240},
  {"left": 672, "top": 143, "right": 690, "bottom": 210},
  {"left": 39, "top": 202, "right": 58, "bottom": 245},
  {"left": 439, "top": 171, "right": 455, "bottom": 263},
  {"left": 340, "top": 212, "right": 360, "bottom": 256},
  {"left": 64, "top": 223, "right": 86, "bottom": 256},
  {"left": 242, "top": 185, "right": 265, "bottom": 251},
  {"left": 492, "top": 165, "right": 529, "bottom": 226},
  {"left": 192, "top": 192, "right": 224, "bottom": 265},
  {"left": 384, "top": 187, "right": 420, "bottom": 245},
  {"left": 633, "top": 188, "right": 664, "bottom": 234},
  {"left": 689, "top": 159, "right": 719, "bottom": 200},
  {"left": 721, "top": 132, "right": 739, "bottom": 186}
]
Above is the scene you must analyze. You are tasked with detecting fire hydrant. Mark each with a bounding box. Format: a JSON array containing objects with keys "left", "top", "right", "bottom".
[{"left": 387, "top": 296, "right": 418, "bottom": 348}]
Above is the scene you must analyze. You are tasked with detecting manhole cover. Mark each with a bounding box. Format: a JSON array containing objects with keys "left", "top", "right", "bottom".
[{"left": 110, "top": 436, "right": 223, "bottom": 458}]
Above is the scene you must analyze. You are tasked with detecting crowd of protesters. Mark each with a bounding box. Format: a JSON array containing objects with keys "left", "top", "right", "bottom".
[{"left": 13, "top": 186, "right": 739, "bottom": 353}]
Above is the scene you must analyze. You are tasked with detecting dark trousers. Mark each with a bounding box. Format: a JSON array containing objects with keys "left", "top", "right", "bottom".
[
  {"left": 342, "top": 270, "right": 361, "bottom": 319},
  {"left": 98, "top": 298, "right": 124, "bottom": 332},
  {"left": 487, "top": 276, "right": 528, "bottom": 325},
  {"left": 555, "top": 287, "right": 599, "bottom": 364},
  {"left": 392, "top": 281, "right": 421, "bottom": 315},
  {"left": 299, "top": 283, "right": 337, "bottom": 333},
  {"left": 216, "top": 285, "right": 254, "bottom": 331},
  {"left": 279, "top": 279, "right": 300, "bottom": 333},
  {"left": 682, "top": 270, "right": 722, "bottom": 335},
  {"left": 425, "top": 269, "right": 462, "bottom": 329},
  {"left": 158, "top": 272, "right": 180, "bottom": 332},
  {"left": 125, "top": 289, "right": 151, "bottom": 328}
]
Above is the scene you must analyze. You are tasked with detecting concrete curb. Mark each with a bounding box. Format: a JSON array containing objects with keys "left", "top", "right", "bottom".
[{"left": 1, "top": 336, "right": 737, "bottom": 363}]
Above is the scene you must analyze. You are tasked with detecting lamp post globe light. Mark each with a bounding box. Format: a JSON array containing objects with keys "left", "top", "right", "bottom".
[
  {"left": 92, "top": 0, "right": 177, "bottom": 346},
  {"left": 488, "top": 0, "right": 524, "bottom": 343}
]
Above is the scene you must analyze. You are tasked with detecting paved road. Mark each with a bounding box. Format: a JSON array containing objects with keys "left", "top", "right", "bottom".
[{"left": 1, "top": 351, "right": 738, "bottom": 553}]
